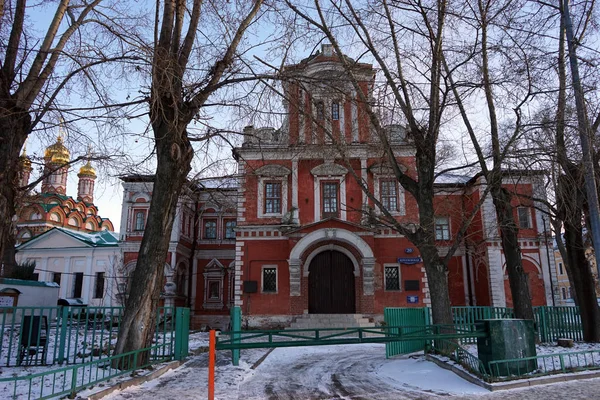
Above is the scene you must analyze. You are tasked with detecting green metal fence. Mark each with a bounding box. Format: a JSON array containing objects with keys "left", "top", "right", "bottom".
[
  {"left": 534, "top": 306, "right": 583, "bottom": 342},
  {"left": 0, "top": 306, "right": 175, "bottom": 367},
  {"left": 0, "top": 307, "right": 190, "bottom": 400},
  {"left": 384, "top": 307, "right": 430, "bottom": 357}
]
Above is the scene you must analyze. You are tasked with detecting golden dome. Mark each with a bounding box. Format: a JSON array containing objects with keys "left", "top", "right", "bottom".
[
  {"left": 44, "top": 136, "right": 70, "bottom": 164},
  {"left": 78, "top": 161, "right": 97, "bottom": 178},
  {"left": 19, "top": 146, "right": 32, "bottom": 170}
]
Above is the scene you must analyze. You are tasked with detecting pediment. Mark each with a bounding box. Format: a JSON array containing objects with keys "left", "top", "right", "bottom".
[
  {"left": 369, "top": 162, "right": 407, "bottom": 176},
  {"left": 254, "top": 164, "right": 291, "bottom": 177},
  {"left": 311, "top": 163, "right": 348, "bottom": 177},
  {"left": 18, "top": 229, "right": 91, "bottom": 250}
]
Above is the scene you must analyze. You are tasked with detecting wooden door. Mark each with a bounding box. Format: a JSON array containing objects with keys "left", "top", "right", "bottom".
[{"left": 308, "top": 250, "right": 355, "bottom": 313}]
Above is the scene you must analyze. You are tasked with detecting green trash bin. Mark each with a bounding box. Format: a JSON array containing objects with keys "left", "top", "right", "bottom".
[{"left": 477, "top": 319, "right": 537, "bottom": 377}]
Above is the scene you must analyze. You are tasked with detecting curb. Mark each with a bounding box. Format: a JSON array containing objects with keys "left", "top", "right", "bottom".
[
  {"left": 426, "top": 354, "right": 600, "bottom": 391},
  {"left": 86, "top": 359, "right": 184, "bottom": 399}
]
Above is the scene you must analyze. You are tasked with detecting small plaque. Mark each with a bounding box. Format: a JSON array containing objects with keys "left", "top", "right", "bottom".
[
  {"left": 404, "top": 280, "right": 420, "bottom": 291},
  {"left": 407, "top": 295, "right": 419, "bottom": 304},
  {"left": 0, "top": 295, "right": 16, "bottom": 307},
  {"left": 243, "top": 281, "right": 258, "bottom": 293},
  {"left": 397, "top": 257, "right": 422, "bottom": 265}
]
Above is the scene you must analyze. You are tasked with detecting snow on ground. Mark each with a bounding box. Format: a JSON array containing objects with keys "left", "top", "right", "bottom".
[
  {"left": 102, "top": 343, "right": 489, "bottom": 400},
  {"left": 461, "top": 342, "right": 600, "bottom": 375}
]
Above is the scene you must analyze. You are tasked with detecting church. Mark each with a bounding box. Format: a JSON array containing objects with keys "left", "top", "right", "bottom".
[
  {"left": 119, "top": 45, "right": 557, "bottom": 329},
  {"left": 15, "top": 129, "right": 117, "bottom": 306}
]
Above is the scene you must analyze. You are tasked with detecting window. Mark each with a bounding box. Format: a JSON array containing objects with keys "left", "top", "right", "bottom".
[
  {"left": 562, "top": 287, "right": 567, "bottom": 300},
  {"left": 435, "top": 216, "right": 451, "bottom": 240},
  {"left": 264, "top": 182, "right": 282, "bottom": 214},
  {"left": 208, "top": 281, "right": 220, "bottom": 299},
  {"left": 73, "top": 272, "right": 83, "bottom": 298},
  {"left": 134, "top": 211, "right": 145, "bottom": 231},
  {"left": 316, "top": 102, "right": 325, "bottom": 120},
  {"left": 262, "top": 267, "right": 277, "bottom": 293},
  {"left": 94, "top": 272, "right": 105, "bottom": 299},
  {"left": 332, "top": 101, "right": 340, "bottom": 120},
  {"left": 518, "top": 207, "right": 531, "bottom": 229},
  {"left": 384, "top": 265, "right": 401, "bottom": 291},
  {"left": 32, "top": 273, "right": 39, "bottom": 281},
  {"left": 225, "top": 220, "right": 236, "bottom": 239},
  {"left": 380, "top": 180, "right": 399, "bottom": 211},
  {"left": 559, "top": 262, "right": 564, "bottom": 275},
  {"left": 204, "top": 220, "right": 217, "bottom": 239},
  {"left": 322, "top": 182, "right": 339, "bottom": 217},
  {"left": 53, "top": 273, "right": 61, "bottom": 286}
]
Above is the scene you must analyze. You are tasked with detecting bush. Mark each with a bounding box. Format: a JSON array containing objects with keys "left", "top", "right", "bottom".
[{"left": 5, "top": 261, "right": 37, "bottom": 280}]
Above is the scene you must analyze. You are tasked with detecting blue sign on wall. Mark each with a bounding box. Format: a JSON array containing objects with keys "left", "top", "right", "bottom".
[
  {"left": 407, "top": 295, "right": 419, "bottom": 304},
  {"left": 397, "top": 257, "right": 423, "bottom": 265}
]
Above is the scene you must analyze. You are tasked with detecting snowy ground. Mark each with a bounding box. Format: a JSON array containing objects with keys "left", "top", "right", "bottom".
[
  {"left": 95, "top": 342, "right": 600, "bottom": 400},
  {"left": 0, "top": 331, "right": 206, "bottom": 400},
  {"left": 100, "top": 344, "right": 490, "bottom": 400},
  {"left": 461, "top": 342, "right": 600, "bottom": 375}
]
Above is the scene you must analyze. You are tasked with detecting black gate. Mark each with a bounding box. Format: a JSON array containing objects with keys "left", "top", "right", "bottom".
[{"left": 308, "top": 251, "right": 355, "bottom": 314}]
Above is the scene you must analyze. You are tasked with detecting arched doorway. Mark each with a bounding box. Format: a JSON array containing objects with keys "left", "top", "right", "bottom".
[{"left": 308, "top": 250, "right": 355, "bottom": 314}]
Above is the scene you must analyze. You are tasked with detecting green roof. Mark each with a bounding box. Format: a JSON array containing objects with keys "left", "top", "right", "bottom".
[
  {"left": 0, "top": 278, "right": 60, "bottom": 288},
  {"left": 17, "top": 227, "right": 119, "bottom": 249}
]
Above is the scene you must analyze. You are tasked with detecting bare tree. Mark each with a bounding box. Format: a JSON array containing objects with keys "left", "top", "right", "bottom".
[
  {"left": 284, "top": 0, "right": 460, "bottom": 325},
  {"left": 113, "top": 0, "right": 264, "bottom": 362},
  {"left": 0, "top": 0, "right": 136, "bottom": 270}
]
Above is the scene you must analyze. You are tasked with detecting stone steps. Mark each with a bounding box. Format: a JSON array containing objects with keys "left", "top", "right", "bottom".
[{"left": 287, "top": 314, "right": 378, "bottom": 330}]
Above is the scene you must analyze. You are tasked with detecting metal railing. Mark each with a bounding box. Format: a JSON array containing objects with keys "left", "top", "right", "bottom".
[
  {"left": 0, "top": 307, "right": 190, "bottom": 400},
  {"left": 0, "top": 306, "right": 175, "bottom": 367}
]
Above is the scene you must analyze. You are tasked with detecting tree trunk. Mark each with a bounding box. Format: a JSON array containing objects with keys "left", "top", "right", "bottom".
[
  {"left": 0, "top": 106, "right": 31, "bottom": 274},
  {"left": 491, "top": 183, "right": 534, "bottom": 321},
  {"left": 558, "top": 174, "right": 600, "bottom": 342},
  {"left": 112, "top": 117, "right": 192, "bottom": 368},
  {"left": 420, "top": 243, "right": 453, "bottom": 326}
]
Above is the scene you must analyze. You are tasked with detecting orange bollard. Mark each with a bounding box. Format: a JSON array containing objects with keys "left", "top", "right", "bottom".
[{"left": 208, "top": 329, "right": 216, "bottom": 400}]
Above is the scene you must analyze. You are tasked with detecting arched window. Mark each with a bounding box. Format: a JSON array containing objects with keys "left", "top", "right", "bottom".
[{"left": 135, "top": 211, "right": 145, "bottom": 231}]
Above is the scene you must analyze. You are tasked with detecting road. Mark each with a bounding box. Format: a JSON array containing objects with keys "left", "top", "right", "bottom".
[{"left": 100, "top": 344, "right": 600, "bottom": 400}]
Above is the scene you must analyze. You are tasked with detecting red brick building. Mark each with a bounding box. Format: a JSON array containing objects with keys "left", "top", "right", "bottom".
[{"left": 119, "top": 45, "right": 556, "bottom": 328}]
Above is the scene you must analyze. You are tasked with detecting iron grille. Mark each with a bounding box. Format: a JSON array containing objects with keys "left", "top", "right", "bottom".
[
  {"left": 263, "top": 268, "right": 277, "bottom": 292},
  {"left": 385, "top": 266, "right": 400, "bottom": 291}
]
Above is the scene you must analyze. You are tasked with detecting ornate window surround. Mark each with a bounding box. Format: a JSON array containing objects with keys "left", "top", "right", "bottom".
[
  {"left": 311, "top": 162, "right": 347, "bottom": 221},
  {"left": 256, "top": 164, "right": 290, "bottom": 219},
  {"left": 203, "top": 259, "right": 226, "bottom": 310},
  {"left": 371, "top": 163, "right": 406, "bottom": 216}
]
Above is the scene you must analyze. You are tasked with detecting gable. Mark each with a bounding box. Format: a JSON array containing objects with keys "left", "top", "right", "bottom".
[
  {"left": 18, "top": 229, "right": 92, "bottom": 250},
  {"left": 287, "top": 218, "right": 375, "bottom": 236}
]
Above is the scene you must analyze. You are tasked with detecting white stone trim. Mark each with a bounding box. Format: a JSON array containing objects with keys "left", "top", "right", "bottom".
[
  {"left": 373, "top": 175, "right": 406, "bottom": 216},
  {"left": 303, "top": 244, "right": 360, "bottom": 277},
  {"left": 383, "top": 263, "right": 401, "bottom": 292},
  {"left": 257, "top": 176, "right": 289, "bottom": 219},
  {"left": 289, "top": 228, "right": 374, "bottom": 260}
]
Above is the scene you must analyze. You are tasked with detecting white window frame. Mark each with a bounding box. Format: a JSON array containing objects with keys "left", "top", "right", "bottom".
[
  {"left": 435, "top": 216, "right": 451, "bottom": 241},
  {"left": 203, "top": 259, "right": 226, "bottom": 310},
  {"left": 383, "top": 263, "right": 401, "bottom": 292},
  {"left": 517, "top": 207, "right": 532, "bottom": 229},
  {"left": 261, "top": 265, "right": 278, "bottom": 294},
  {"left": 255, "top": 165, "right": 291, "bottom": 219},
  {"left": 373, "top": 174, "right": 405, "bottom": 216}
]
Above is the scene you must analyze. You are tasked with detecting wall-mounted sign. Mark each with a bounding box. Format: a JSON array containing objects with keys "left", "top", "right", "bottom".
[
  {"left": 405, "top": 280, "right": 420, "bottom": 291},
  {"left": 407, "top": 295, "right": 419, "bottom": 304},
  {"left": 397, "top": 257, "right": 422, "bottom": 265},
  {"left": 405, "top": 248, "right": 414, "bottom": 254}
]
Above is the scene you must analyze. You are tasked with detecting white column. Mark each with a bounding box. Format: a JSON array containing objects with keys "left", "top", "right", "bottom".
[
  {"left": 191, "top": 257, "right": 198, "bottom": 313},
  {"left": 292, "top": 158, "right": 299, "bottom": 224},
  {"left": 82, "top": 256, "right": 93, "bottom": 303},
  {"left": 39, "top": 258, "right": 49, "bottom": 282},
  {"left": 61, "top": 257, "right": 72, "bottom": 299},
  {"left": 351, "top": 92, "right": 358, "bottom": 142}
]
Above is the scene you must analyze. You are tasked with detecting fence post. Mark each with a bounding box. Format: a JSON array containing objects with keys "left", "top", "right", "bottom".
[
  {"left": 58, "top": 306, "right": 69, "bottom": 365},
  {"left": 539, "top": 306, "right": 548, "bottom": 343},
  {"left": 174, "top": 307, "right": 190, "bottom": 361},
  {"left": 231, "top": 306, "right": 241, "bottom": 366}
]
